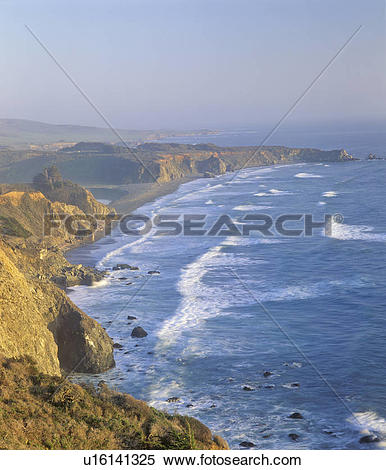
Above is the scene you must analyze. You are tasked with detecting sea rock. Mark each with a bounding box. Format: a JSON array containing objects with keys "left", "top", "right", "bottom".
[
  {"left": 167, "top": 397, "right": 180, "bottom": 403},
  {"left": 113, "top": 343, "right": 123, "bottom": 349},
  {"left": 243, "top": 385, "right": 255, "bottom": 391},
  {"left": 116, "top": 264, "right": 131, "bottom": 270},
  {"left": 239, "top": 441, "right": 255, "bottom": 448},
  {"left": 148, "top": 270, "right": 160, "bottom": 275},
  {"left": 288, "top": 412, "right": 303, "bottom": 420},
  {"left": 263, "top": 371, "right": 272, "bottom": 377},
  {"left": 129, "top": 266, "right": 139, "bottom": 271},
  {"left": 186, "top": 404, "right": 194, "bottom": 408},
  {"left": 359, "top": 434, "right": 380, "bottom": 444},
  {"left": 131, "top": 326, "right": 148, "bottom": 338},
  {"left": 289, "top": 433, "right": 300, "bottom": 441}
]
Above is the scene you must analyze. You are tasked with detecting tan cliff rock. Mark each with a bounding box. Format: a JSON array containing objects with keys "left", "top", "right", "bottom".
[
  {"left": 0, "top": 171, "right": 116, "bottom": 376},
  {"left": 0, "top": 239, "right": 115, "bottom": 375}
]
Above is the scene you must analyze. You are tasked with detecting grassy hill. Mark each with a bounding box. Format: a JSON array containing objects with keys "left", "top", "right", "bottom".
[{"left": 0, "top": 119, "right": 213, "bottom": 149}]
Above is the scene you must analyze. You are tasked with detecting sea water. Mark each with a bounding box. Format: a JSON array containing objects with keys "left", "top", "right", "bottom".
[{"left": 67, "top": 135, "right": 386, "bottom": 449}]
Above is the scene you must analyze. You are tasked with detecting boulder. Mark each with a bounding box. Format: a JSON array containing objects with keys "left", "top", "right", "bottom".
[
  {"left": 131, "top": 326, "right": 148, "bottom": 338},
  {"left": 359, "top": 434, "right": 380, "bottom": 444},
  {"left": 243, "top": 385, "right": 255, "bottom": 391},
  {"left": 288, "top": 412, "right": 303, "bottom": 420},
  {"left": 167, "top": 397, "right": 180, "bottom": 403},
  {"left": 240, "top": 441, "right": 255, "bottom": 448}
]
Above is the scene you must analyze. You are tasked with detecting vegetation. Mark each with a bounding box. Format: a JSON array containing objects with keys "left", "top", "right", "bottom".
[
  {"left": 0, "top": 355, "right": 227, "bottom": 450},
  {"left": 0, "top": 216, "right": 31, "bottom": 238}
]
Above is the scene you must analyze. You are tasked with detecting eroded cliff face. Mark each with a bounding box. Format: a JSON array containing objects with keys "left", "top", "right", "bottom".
[
  {"left": 0, "top": 143, "right": 356, "bottom": 185},
  {"left": 0, "top": 172, "right": 115, "bottom": 376}
]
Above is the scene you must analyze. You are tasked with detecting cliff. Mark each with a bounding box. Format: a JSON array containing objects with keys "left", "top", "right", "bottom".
[
  {"left": 0, "top": 142, "right": 355, "bottom": 185},
  {"left": 0, "top": 170, "right": 116, "bottom": 375}
]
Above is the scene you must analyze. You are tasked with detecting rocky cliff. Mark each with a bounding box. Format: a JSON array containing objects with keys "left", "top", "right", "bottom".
[
  {"left": 0, "top": 142, "right": 356, "bottom": 185},
  {"left": 0, "top": 170, "right": 116, "bottom": 375}
]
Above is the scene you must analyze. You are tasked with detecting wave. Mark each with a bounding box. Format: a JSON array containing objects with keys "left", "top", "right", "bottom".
[
  {"left": 233, "top": 204, "right": 272, "bottom": 211},
  {"left": 155, "top": 243, "right": 262, "bottom": 351},
  {"left": 330, "top": 222, "right": 386, "bottom": 242},
  {"left": 295, "top": 172, "right": 322, "bottom": 178},
  {"left": 254, "top": 188, "right": 292, "bottom": 197},
  {"left": 350, "top": 411, "right": 386, "bottom": 434},
  {"left": 89, "top": 278, "right": 111, "bottom": 289},
  {"left": 322, "top": 191, "right": 338, "bottom": 197}
]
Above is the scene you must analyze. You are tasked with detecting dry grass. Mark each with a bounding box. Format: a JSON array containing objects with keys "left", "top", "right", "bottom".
[{"left": 0, "top": 355, "right": 227, "bottom": 450}]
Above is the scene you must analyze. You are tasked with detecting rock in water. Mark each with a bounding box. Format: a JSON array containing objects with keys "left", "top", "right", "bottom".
[
  {"left": 131, "top": 326, "right": 148, "bottom": 338},
  {"left": 127, "top": 315, "right": 137, "bottom": 320},
  {"left": 167, "top": 397, "right": 180, "bottom": 403},
  {"left": 359, "top": 434, "right": 380, "bottom": 444},
  {"left": 288, "top": 412, "right": 304, "bottom": 420},
  {"left": 289, "top": 433, "right": 300, "bottom": 441},
  {"left": 243, "top": 385, "right": 255, "bottom": 391},
  {"left": 239, "top": 441, "right": 255, "bottom": 448}
]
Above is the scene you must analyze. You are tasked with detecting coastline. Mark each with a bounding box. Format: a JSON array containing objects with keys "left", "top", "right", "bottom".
[{"left": 106, "top": 177, "right": 197, "bottom": 213}]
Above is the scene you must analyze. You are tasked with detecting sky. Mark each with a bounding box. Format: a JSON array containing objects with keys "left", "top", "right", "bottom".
[{"left": 0, "top": 0, "right": 385, "bottom": 129}]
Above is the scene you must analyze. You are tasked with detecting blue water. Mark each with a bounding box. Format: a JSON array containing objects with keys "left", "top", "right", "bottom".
[{"left": 67, "top": 139, "right": 386, "bottom": 450}]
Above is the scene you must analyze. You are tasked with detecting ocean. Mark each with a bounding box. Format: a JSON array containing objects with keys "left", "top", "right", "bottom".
[{"left": 67, "top": 130, "right": 386, "bottom": 449}]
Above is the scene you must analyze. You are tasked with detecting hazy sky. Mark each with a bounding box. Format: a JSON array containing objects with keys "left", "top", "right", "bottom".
[{"left": 0, "top": 0, "right": 384, "bottom": 129}]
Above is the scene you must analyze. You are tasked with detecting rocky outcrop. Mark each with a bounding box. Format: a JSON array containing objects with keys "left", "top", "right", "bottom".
[
  {"left": 33, "top": 165, "right": 114, "bottom": 215},
  {"left": 0, "top": 171, "right": 116, "bottom": 376},
  {"left": 0, "top": 241, "right": 114, "bottom": 375}
]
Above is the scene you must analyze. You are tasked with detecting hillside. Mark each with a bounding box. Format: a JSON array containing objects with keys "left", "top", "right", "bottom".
[
  {"left": 0, "top": 119, "right": 214, "bottom": 149},
  {"left": 0, "top": 355, "right": 228, "bottom": 450}
]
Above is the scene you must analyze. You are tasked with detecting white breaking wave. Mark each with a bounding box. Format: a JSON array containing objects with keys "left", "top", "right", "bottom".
[
  {"left": 89, "top": 278, "right": 111, "bottom": 289},
  {"left": 254, "top": 188, "right": 291, "bottom": 197},
  {"left": 350, "top": 411, "right": 386, "bottom": 434},
  {"left": 269, "top": 188, "right": 286, "bottom": 194},
  {"left": 205, "top": 199, "right": 215, "bottom": 205},
  {"left": 330, "top": 222, "right": 386, "bottom": 242},
  {"left": 295, "top": 172, "right": 322, "bottom": 178},
  {"left": 155, "top": 243, "right": 258, "bottom": 351},
  {"left": 322, "top": 191, "right": 338, "bottom": 197},
  {"left": 233, "top": 204, "right": 272, "bottom": 211},
  {"left": 318, "top": 201, "right": 327, "bottom": 205}
]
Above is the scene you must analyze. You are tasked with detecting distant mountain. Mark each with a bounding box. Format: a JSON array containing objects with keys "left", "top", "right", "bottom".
[{"left": 0, "top": 118, "right": 211, "bottom": 149}]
